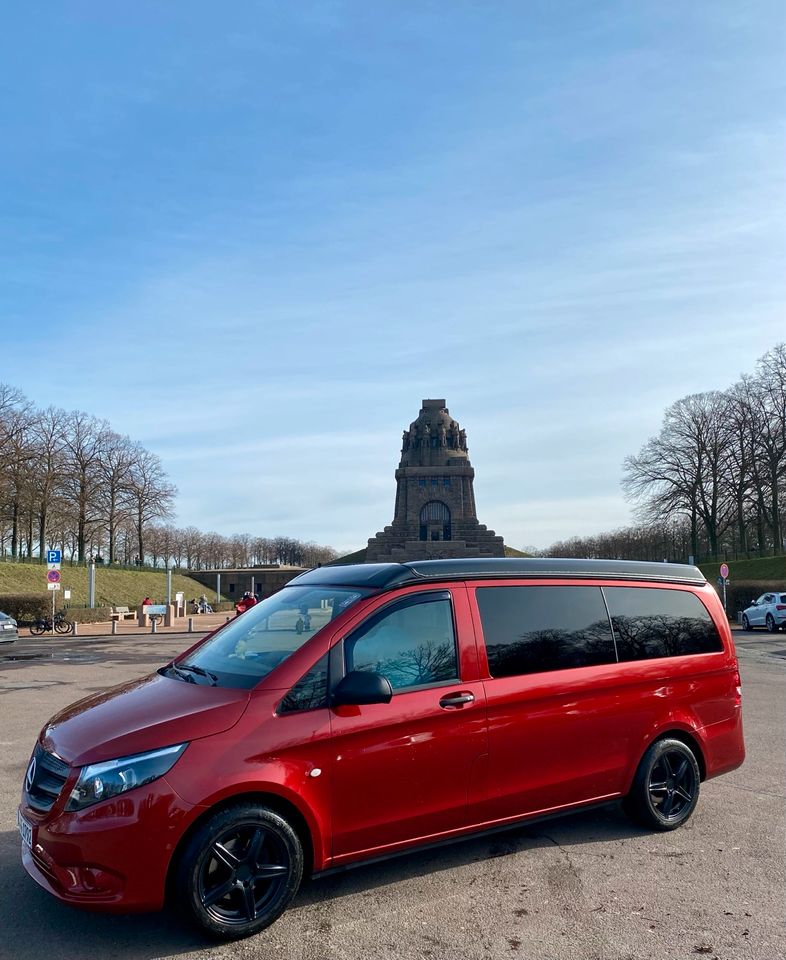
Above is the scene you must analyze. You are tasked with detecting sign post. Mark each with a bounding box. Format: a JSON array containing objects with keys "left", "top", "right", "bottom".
[
  {"left": 719, "top": 563, "right": 730, "bottom": 612},
  {"left": 46, "top": 550, "right": 62, "bottom": 626}
]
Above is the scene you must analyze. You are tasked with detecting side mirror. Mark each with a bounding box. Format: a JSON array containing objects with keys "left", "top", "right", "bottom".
[{"left": 332, "top": 670, "right": 393, "bottom": 707}]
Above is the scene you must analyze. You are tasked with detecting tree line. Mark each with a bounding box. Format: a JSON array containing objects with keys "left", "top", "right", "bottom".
[
  {"left": 545, "top": 343, "right": 786, "bottom": 563},
  {"left": 0, "top": 385, "right": 337, "bottom": 569}
]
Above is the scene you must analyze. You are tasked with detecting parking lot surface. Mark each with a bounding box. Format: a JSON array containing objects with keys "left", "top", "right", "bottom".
[{"left": 0, "top": 631, "right": 783, "bottom": 960}]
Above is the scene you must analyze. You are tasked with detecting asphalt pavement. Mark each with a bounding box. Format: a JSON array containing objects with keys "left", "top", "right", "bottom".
[{"left": 0, "top": 629, "right": 783, "bottom": 960}]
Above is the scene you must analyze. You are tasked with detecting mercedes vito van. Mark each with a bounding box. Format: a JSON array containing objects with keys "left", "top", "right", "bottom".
[{"left": 18, "top": 558, "right": 744, "bottom": 940}]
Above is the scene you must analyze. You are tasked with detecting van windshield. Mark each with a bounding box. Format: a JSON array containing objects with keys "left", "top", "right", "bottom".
[{"left": 164, "top": 585, "right": 369, "bottom": 689}]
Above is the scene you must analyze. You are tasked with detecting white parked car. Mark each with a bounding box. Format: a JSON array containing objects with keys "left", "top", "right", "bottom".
[
  {"left": 0, "top": 611, "right": 18, "bottom": 643},
  {"left": 741, "top": 591, "right": 786, "bottom": 632}
]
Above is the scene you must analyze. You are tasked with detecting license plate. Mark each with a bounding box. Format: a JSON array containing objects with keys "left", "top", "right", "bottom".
[{"left": 17, "top": 809, "right": 33, "bottom": 849}]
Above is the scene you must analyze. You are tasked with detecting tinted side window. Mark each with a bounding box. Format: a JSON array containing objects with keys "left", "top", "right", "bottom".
[
  {"left": 476, "top": 586, "right": 616, "bottom": 678},
  {"left": 345, "top": 596, "right": 458, "bottom": 691},
  {"left": 604, "top": 587, "right": 723, "bottom": 661},
  {"left": 278, "top": 654, "right": 329, "bottom": 713}
]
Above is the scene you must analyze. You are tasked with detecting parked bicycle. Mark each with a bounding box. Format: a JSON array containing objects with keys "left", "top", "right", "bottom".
[{"left": 30, "top": 611, "right": 73, "bottom": 636}]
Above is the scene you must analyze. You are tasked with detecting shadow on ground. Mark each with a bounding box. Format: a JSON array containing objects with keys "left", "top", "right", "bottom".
[{"left": 0, "top": 804, "right": 643, "bottom": 959}]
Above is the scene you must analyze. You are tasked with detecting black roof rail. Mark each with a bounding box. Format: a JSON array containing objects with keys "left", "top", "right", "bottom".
[{"left": 289, "top": 557, "right": 707, "bottom": 590}]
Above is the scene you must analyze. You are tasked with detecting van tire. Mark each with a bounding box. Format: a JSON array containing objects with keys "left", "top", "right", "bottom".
[
  {"left": 623, "top": 738, "right": 700, "bottom": 832},
  {"left": 175, "top": 802, "right": 303, "bottom": 940}
]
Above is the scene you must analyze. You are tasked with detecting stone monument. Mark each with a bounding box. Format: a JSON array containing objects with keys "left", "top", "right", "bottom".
[{"left": 365, "top": 399, "right": 505, "bottom": 562}]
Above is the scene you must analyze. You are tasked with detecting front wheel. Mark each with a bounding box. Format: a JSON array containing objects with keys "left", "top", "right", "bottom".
[
  {"left": 623, "top": 738, "right": 700, "bottom": 831},
  {"left": 766, "top": 614, "right": 777, "bottom": 633},
  {"left": 55, "top": 618, "right": 72, "bottom": 635},
  {"left": 29, "top": 620, "right": 47, "bottom": 636},
  {"left": 742, "top": 614, "right": 750, "bottom": 631},
  {"left": 175, "top": 803, "right": 303, "bottom": 940}
]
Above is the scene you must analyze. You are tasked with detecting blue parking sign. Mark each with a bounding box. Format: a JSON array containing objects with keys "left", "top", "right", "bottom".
[{"left": 47, "top": 549, "right": 62, "bottom": 564}]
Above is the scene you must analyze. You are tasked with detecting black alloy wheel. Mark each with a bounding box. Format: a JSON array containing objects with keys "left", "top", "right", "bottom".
[
  {"left": 741, "top": 614, "right": 750, "bottom": 631},
  {"left": 176, "top": 803, "right": 303, "bottom": 940},
  {"left": 54, "top": 618, "right": 72, "bottom": 635},
  {"left": 623, "top": 737, "right": 700, "bottom": 831},
  {"left": 29, "top": 619, "right": 48, "bottom": 636},
  {"left": 766, "top": 614, "right": 777, "bottom": 633}
]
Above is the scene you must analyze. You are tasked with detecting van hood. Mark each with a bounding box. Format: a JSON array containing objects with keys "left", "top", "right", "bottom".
[{"left": 40, "top": 672, "right": 250, "bottom": 767}]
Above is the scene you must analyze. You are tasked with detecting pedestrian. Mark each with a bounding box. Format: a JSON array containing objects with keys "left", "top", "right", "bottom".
[{"left": 235, "top": 591, "right": 257, "bottom": 616}]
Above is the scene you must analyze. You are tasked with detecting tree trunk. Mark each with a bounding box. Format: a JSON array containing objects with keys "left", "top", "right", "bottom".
[
  {"left": 38, "top": 507, "right": 47, "bottom": 562},
  {"left": 690, "top": 505, "right": 699, "bottom": 560},
  {"left": 77, "top": 515, "right": 86, "bottom": 562},
  {"left": 137, "top": 512, "right": 144, "bottom": 565},
  {"left": 11, "top": 500, "right": 19, "bottom": 558},
  {"left": 736, "top": 495, "right": 748, "bottom": 557},
  {"left": 756, "top": 501, "right": 766, "bottom": 556}
]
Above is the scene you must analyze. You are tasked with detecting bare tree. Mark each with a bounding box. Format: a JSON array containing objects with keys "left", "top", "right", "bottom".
[
  {"left": 31, "top": 407, "right": 67, "bottom": 561},
  {"left": 60, "top": 411, "right": 110, "bottom": 561},
  {"left": 623, "top": 392, "right": 733, "bottom": 558},
  {"left": 96, "top": 431, "right": 135, "bottom": 563},
  {"left": 127, "top": 445, "right": 176, "bottom": 563}
]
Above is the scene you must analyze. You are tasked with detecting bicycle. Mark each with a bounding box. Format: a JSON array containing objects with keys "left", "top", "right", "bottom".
[{"left": 30, "top": 612, "right": 73, "bottom": 636}]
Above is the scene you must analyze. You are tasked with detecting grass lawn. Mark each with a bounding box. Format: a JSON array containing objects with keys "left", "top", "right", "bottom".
[
  {"left": 0, "top": 561, "right": 223, "bottom": 608},
  {"left": 698, "top": 555, "right": 786, "bottom": 582}
]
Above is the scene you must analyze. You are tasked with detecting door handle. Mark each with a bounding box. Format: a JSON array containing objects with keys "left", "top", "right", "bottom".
[{"left": 439, "top": 692, "right": 475, "bottom": 709}]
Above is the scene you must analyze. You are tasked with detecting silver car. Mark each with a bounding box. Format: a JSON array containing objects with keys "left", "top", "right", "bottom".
[
  {"left": 741, "top": 591, "right": 786, "bottom": 632},
  {"left": 0, "top": 611, "right": 18, "bottom": 643}
]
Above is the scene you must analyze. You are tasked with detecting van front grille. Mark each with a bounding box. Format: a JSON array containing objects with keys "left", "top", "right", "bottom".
[{"left": 25, "top": 745, "right": 70, "bottom": 812}]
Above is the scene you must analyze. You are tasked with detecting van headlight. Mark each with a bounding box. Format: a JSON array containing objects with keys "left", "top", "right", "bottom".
[{"left": 66, "top": 743, "right": 188, "bottom": 811}]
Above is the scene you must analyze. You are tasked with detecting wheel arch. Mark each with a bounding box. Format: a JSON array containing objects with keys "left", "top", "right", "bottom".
[
  {"left": 165, "top": 790, "right": 318, "bottom": 904},
  {"left": 642, "top": 727, "right": 707, "bottom": 782}
]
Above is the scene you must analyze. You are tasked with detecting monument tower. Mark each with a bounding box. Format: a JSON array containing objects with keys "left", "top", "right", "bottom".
[{"left": 365, "top": 399, "right": 505, "bottom": 562}]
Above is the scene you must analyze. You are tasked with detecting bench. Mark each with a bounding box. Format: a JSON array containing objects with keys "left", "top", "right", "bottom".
[{"left": 110, "top": 606, "right": 135, "bottom": 621}]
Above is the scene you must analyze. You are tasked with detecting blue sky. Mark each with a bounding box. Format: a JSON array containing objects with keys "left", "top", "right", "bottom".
[{"left": 1, "top": 2, "right": 784, "bottom": 553}]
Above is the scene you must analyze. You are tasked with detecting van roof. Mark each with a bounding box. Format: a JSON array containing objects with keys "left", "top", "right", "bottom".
[{"left": 289, "top": 557, "right": 707, "bottom": 590}]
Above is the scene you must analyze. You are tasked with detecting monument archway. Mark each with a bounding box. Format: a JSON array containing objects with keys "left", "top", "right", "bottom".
[{"left": 420, "top": 500, "right": 451, "bottom": 542}]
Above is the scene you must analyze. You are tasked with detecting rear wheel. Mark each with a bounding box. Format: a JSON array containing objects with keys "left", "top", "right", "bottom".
[
  {"left": 742, "top": 614, "right": 750, "bottom": 631},
  {"left": 766, "top": 614, "right": 777, "bottom": 633},
  {"left": 29, "top": 619, "right": 47, "bottom": 636},
  {"left": 175, "top": 803, "right": 303, "bottom": 940},
  {"left": 55, "top": 618, "right": 72, "bottom": 635},
  {"left": 623, "top": 738, "right": 700, "bottom": 831}
]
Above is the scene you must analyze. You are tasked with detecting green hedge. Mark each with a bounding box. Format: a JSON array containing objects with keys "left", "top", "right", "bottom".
[
  {"left": 66, "top": 606, "right": 113, "bottom": 624},
  {"left": 0, "top": 593, "right": 54, "bottom": 623}
]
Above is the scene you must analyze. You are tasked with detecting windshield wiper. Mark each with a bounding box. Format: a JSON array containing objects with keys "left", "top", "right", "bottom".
[
  {"left": 164, "top": 664, "right": 196, "bottom": 683},
  {"left": 177, "top": 662, "right": 219, "bottom": 686}
]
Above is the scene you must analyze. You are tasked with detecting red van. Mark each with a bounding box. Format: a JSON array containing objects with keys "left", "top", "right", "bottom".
[{"left": 18, "top": 559, "right": 744, "bottom": 940}]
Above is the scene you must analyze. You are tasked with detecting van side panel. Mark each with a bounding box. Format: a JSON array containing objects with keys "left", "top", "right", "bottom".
[
  {"left": 469, "top": 578, "right": 744, "bottom": 824},
  {"left": 478, "top": 662, "right": 640, "bottom": 820}
]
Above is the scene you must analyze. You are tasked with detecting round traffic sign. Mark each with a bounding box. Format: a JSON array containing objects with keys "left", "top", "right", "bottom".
[
  {"left": 719, "top": 563, "right": 729, "bottom": 579},
  {"left": 47, "top": 570, "right": 61, "bottom": 583}
]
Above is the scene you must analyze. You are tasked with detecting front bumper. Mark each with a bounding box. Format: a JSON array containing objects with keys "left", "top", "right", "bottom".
[{"left": 19, "top": 777, "right": 198, "bottom": 913}]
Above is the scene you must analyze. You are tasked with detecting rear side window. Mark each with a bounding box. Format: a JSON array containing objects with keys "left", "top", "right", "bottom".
[
  {"left": 604, "top": 587, "right": 723, "bottom": 661},
  {"left": 476, "top": 586, "right": 616, "bottom": 678},
  {"left": 345, "top": 594, "right": 458, "bottom": 691}
]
